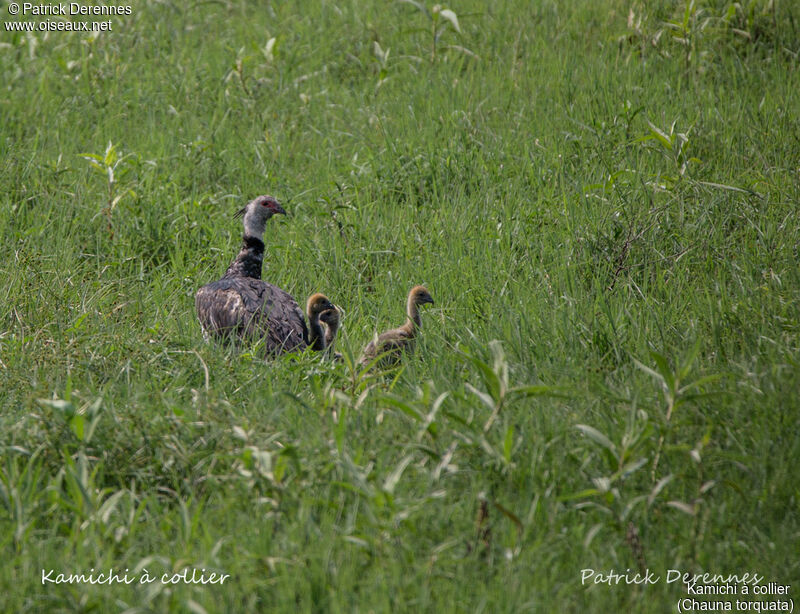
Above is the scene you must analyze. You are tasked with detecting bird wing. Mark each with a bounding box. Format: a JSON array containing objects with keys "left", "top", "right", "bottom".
[
  {"left": 195, "top": 283, "right": 247, "bottom": 338},
  {"left": 358, "top": 328, "right": 412, "bottom": 366},
  {"left": 195, "top": 278, "right": 308, "bottom": 354}
]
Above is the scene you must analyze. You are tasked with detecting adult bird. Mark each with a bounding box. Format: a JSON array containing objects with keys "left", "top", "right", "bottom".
[
  {"left": 195, "top": 195, "right": 309, "bottom": 355},
  {"left": 358, "top": 285, "right": 434, "bottom": 368}
]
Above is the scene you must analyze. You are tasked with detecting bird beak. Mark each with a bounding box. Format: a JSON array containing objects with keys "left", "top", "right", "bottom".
[
  {"left": 233, "top": 206, "right": 246, "bottom": 218},
  {"left": 425, "top": 296, "right": 434, "bottom": 305},
  {"left": 274, "top": 203, "right": 287, "bottom": 216}
]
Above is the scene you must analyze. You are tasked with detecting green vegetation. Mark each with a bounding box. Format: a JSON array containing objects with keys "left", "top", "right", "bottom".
[{"left": 1, "top": 0, "right": 798, "bottom": 611}]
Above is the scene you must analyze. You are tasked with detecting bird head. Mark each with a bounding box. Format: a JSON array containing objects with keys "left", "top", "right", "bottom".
[
  {"left": 409, "top": 285, "right": 434, "bottom": 306},
  {"left": 306, "top": 293, "right": 336, "bottom": 318},
  {"left": 235, "top": 195, "right": 286, "bottom": 238},
  {"left": 319, "top": 307, "right": 340, "bottom": 327}
]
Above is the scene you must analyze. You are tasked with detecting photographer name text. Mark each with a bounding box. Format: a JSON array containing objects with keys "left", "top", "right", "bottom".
[
  {"left": 581, "top": 569, "right": 775, "bottom": 587},
  {"left": 10, "top": 3, "right": 132, "bottom": 16}
]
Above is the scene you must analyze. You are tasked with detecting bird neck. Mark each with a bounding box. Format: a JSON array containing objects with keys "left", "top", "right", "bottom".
[
  {"left": 406, "top": 296, "right": 422, "bottom": 330},
  {"left": 324, "top": 319, "right": 339, "bottom": 348},
  {"left": 308, "top": 314, "right": 326, "bottom": 351},
  {"left": 224, "top": 235, "right": 264, "bottom": 279}
]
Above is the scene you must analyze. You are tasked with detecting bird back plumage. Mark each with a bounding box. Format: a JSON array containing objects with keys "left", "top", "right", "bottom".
[{"left": 196, "top": 277, "right": 308, "bottom": 354}]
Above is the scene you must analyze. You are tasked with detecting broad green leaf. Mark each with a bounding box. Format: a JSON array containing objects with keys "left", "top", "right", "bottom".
[
  {"left": 509, "top": 384, "right": 568, "bottom": 400},
  {"left": 381, "top": 396, "right": 424, "bottom": 422},
  {"left": 647, "top": 121, "right": 673, "bottom": 151},
  {"left": 98, "top": 490, "right": 126, "bottom": 524},
  {"left": 463, "top": 352, "right": 502, "bottom": 402},
  {"left": 397, "top": 0, "right": 430, "bottom": 17},
  {"left": 648, "top": 474, "right": 674, "bottom": 507},
  {"left": 575, "top": 424, "right": 617, "bottom": 456},
  {"left": 699, "top": 480, "right": 716, "bottom": 494},
  {"left": 679, "top": 374, "right": 721, "bottom": 395},
  {"left": 66, "top": 312, "right": 89, "bottom": 334},
  {"left": 583, "top": 523, "right": 603, "bottom": 547},
  {"left": 489, "top": 340, "right": 508, "bottom": 389},
  {"left": 383, "top": 455, "right": 414, "bottom": 494},
  {"left": 679, "top": 338, "right": 701, "bottom": 380},
  {"left": 441, "top": 44, "right": 479, "bottom": 59},
  {"left": 187, "top": 599, "right": 209, "bottom": 614},
  {"left": 465, "top": 382, "right": 496, "bottom": 412},
  {"left": 558, "top": 488, "right": 600, "bottom": 501},
  {"left": 64, "top": 456, "right": 93, "bottom": 513},
  {"left": 695, "top": 180, "right": 752, "bottom": 194},
  {"left": 649, "top": 350, "right": 676, "bottom": 394},
  {"left": 683, "top": 0, "right": 695, "bottom": 30},
  {"left": 503, "top": 425, "right": 514, "bottom": 463},
  {"left": 632, "top": 357, "right": 665, "bottom": 386},
  {"left": 431, "top": 391, "right": 449, "bottom": 415},
  {"left": 70, "top": 414, "right": 85, "bottom": 441},
  {"left": 666, "top": 500, "right": 696, "bottom": 515},
  {"left": 342, "top": 535, "right": 370, "bottom": 548},
  {"left": 37, "top": 398, "right": 76, "bottom": 418},
  {"left": 621, "top": 495, "right": 647, "bottom": 520},
  {"left": 618, "top": 457, "right": 647, "bottom": 478},
  {"left": 439, "top": 8, "right": 461, "bottom": 33},
  {"left": 104, "top": 142, "right": 117, "bottom": 166}
]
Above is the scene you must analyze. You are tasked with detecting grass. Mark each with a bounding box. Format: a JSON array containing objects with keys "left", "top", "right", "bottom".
[{"left": 1, "top": 0, "right": 799, "bottom": 611}]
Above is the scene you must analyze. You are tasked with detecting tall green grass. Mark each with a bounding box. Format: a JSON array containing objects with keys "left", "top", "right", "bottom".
[{"left": 1, "top": 0, "right": 798, "bottom": 611}]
